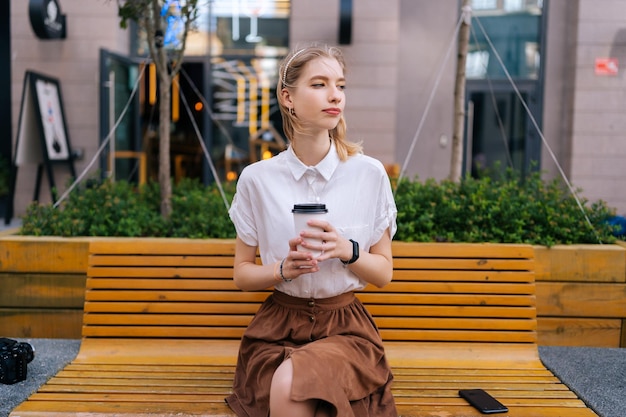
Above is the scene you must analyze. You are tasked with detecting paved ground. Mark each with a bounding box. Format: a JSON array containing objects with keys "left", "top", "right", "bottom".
[{"left": 1, "top": 339, "right": 624, "bottom": 417}]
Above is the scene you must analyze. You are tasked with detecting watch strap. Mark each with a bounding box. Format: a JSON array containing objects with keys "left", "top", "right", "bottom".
[{"left": 341, "top": 239, "right": 359, "bottom": 265}]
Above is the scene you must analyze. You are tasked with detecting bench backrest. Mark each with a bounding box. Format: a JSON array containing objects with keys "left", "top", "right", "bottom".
[{"left": 84, "top": 239, "right": 536, "bottom": 344}]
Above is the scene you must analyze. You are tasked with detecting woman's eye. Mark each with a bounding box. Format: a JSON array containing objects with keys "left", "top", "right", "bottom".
[{"left": 338, "top": 85, "right": 346, "bottom": 90}]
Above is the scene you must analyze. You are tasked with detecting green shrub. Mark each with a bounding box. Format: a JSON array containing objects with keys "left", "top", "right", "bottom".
[
  {"left": 19, "top": 172, "right": 618, "bottom": 245},
  {"left": 394, "top": 170, "right": 617, "bottom": 245},
  {"left": 19, "top": 178, "right": 236, "bottom": 238}
]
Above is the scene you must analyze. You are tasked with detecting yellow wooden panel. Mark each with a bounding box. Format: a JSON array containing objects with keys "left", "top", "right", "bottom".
[
  {"left": 87, "top": 266, "right": 235, "bottom": 279},
  {"left": 374, "top": 316, "right": 536, "bottom": 331},
  {"left": 0, "top": 273, "right": 85, "bottom": 308},
  {"left": 534, "top": 244, "right": 626, "bottom": 282},
  {"left": 82, "top": 325, "right": 246, "bottom": 339},
  {"left": 0, "top": 308, "right": 83, "bottom": 339},
  {"left": 83, "top": 313, "right": 254, "bottom": 327},
  {"left": 537, "top": 317, "right": 622, "bottom": 347},
  {"left": 84, "top": 301, "right": 262, "bottom": 315},
  {"left": 61, "top": 362, "right": 235, "bottom": 373},
  {"left": 87, "top": 278, "right": 239, "bottom": 290},
  {"left": 11, "top": 399, "right": 239, "bottom": 416},
  {"left": 391, "top": 241, "right": 535, "bottom": 259},
  {"left": 357, "top": 292, "right": 536, "bottom": 307},
  {"left": 366, "top": 280, "right": 536, "bottom": 295},
  {"left": 89, "top": 238, "right": 237, "bottom": 255},
  {"left": 366, "top": 304, "right": 537, "bottom": 319},
  {"left": 72, "top": 339, "right": 241, "bottom": 365},
  {"left": 84, "top": 290, "right": 270, "bottom": 303},
  {"left": 394, "top": 257, "right": 534, "bottom": 271},
  {"left": 536, "top": 282, "right": 626, "bottom": 317},
  {"left": 533, "top": 245, "right": 552, "bottom": 281},
  {"left": 89, "top": 254, "right": 236, "bottom": 267},
  {"left": 378, "top": 329, "right": 537, "bottom": 343},
  {"left": 392, "top": 269, "right": 534, "bottom": 282},
  {"left": 0, "top": 237, "right": 90, "bottom": 273}
]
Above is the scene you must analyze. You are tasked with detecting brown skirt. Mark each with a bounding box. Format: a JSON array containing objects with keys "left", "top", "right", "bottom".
[{"left": 225, "top": 290, "right": 397, "bottom": 417}]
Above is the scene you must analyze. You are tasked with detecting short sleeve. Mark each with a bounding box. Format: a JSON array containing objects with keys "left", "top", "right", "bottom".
[
  {"left": 228, "top": 172, "right": 259, "bottom": 247},
  {"left": 372, "top": 168, "right": 398, "bottom": 244}
]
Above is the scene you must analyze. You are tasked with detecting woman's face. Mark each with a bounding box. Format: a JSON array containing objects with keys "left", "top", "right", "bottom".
[{"left": 285, "top": 56, "right": 346, "bottom": 134}]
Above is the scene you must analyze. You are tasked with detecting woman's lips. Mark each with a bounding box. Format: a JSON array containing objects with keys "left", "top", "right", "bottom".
[{"left": 323, "top": 108, "right": 341, "bottom": 116}]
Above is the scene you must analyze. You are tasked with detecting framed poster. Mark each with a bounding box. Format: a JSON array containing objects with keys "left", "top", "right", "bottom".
[
  {"left": 13, "top": 70, "right": 76, "bottom": 203},
  {"left": 32, "top": 72, "right": 71, "bottom": 161}
]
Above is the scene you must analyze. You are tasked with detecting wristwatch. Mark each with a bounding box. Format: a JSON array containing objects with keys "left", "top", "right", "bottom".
[{"left": 341, "top": 239, "right": 360, "bottom": 265}]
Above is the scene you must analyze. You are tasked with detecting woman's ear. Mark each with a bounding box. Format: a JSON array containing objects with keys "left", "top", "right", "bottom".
[{"left": 280, "top": 87, "right": 294, "bottom": 108}]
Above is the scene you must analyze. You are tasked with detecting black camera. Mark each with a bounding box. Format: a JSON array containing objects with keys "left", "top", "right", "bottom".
[{"left": 0, "top": 338, "right": 35, "bottom": 384}]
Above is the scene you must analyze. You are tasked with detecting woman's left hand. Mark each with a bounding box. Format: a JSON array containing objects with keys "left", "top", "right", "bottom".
[{"left": 298, "top": 219, "right": 352, "bottom": 263}]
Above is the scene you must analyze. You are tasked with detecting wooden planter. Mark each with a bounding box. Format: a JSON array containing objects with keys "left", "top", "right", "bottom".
[
  {"left": 535, "top": 244, "right": 626, "bottom": 347},
  {"left": 1, "top": 235, "right": 625, "bottom": 346},
  {"left": 0, "top": 236, "right": 90, "bottom": 338}
]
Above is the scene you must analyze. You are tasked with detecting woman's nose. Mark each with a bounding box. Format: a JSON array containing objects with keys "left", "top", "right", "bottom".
[{"left": 329, "top": 86, "right": 342, "bottom": 102}]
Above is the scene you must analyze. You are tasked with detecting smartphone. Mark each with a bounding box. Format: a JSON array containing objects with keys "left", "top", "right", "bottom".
[{"left": 459, "top": 389, "right": 508, "bottom": 414}]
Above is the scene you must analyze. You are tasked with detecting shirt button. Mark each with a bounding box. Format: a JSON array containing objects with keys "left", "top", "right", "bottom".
[
  {"left": 309, "top": 316, "right": 315, "bottom": 322},
  {"left": 308, "top": 300, "right": 315, "bottom": 307}
]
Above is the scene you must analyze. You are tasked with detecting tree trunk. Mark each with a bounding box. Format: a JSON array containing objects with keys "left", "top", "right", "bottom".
[
  {"left": 450, "top": 0, "right": 471, "bottom": 182},
  {"left": 158, "top": 60, "right": 172, "bottom": 219}
]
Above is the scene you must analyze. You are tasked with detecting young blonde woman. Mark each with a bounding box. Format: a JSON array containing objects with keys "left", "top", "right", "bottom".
[{"left": 226, "top": 44, "right": 398, "bottom": 417}]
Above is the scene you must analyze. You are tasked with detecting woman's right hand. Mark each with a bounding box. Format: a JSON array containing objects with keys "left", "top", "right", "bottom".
[{"left": 281, "top": 237, "right": 320, "bottom": 280}]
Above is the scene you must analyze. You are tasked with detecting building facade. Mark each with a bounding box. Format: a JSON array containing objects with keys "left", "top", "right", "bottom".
[{"left": 4, "top": 0, "right": 626, "bottom": 218}]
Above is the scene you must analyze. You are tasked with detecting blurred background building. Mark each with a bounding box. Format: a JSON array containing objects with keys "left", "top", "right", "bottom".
[{"left": 1, "top": 0, "right": 625, "bottom": 220}]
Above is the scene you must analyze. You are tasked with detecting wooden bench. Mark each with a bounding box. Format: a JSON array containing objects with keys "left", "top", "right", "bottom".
[{"left": 10, "top": 238, "right": 598, "bottom": 417}]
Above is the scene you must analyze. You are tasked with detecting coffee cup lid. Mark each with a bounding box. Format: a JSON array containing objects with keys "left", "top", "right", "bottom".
[{"left": 292, "top": 203, "right": 328, "bottom": 213}]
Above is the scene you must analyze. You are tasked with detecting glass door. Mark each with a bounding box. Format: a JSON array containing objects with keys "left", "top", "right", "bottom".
[
  {"left": 99, "top": 49, "right": 143, "bottom": 184},
  {"left": 465, "top": 81, "right": 541, "bottom": 179},
  {"left": 464, "top": 0, "right": 545, "bottom": 179}
]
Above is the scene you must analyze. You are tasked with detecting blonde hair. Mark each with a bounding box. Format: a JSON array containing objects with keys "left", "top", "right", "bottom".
[{"left": 278, "top": 44, "right": 362, "bottom": 161}]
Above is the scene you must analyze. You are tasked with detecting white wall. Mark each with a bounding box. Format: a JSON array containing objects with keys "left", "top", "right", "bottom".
[{"left": 568, "top": 0, "right": 626, "bottom": 215}]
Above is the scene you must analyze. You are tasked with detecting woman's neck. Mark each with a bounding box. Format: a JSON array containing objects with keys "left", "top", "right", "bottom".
[{"left": 292, "top": 132, "right": 331, "bottom": 166}]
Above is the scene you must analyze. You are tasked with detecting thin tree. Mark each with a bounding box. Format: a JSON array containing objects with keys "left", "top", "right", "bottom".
[
  {"left": 114, "top": 0, "right": 199, "bottom": 218},
  {"left": 450, "top": 0, "right": 471, "bottom": 182}
]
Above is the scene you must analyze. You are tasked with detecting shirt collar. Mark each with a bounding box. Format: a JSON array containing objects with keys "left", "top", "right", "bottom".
[{"left": 286, "top": 140, "right": 340, "bottom": 181}]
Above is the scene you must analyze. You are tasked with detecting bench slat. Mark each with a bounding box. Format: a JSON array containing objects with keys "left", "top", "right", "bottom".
[
  {"left": 83, "top": 301, "right": 262, "bottom": 314},
  {"left": 83, "top": 301, "right": 536, "bottom": 319},
  {"left": 82, "top": 314, "right": 535, "bottom": 332},
  {"left": 81, "top": 325, "right": 537, "bottom": 343},
  {"left": 84, "top": 290, "right": 270, "bottom": 303},
  {"left": 393, "top": 258, "right": 534, "bottom": 271},
  {"left": 392, "top": 269, "right": 534, "bottom": 282},
  {"left": 88, "top": 238, "right": 237, "bottom": 255},
  {"left": 391, "top": 242, "right": 535, "bottom": 258},
  {"left": 85, "top": 280, "right": 535, "bottom": 295},
  {"left": 89, "top": 254, "right": 236, "bottom": 267},
  {"left": 87, "top": 278, "right": 241, "bottom": 289},
  {"left": 86, "top": 267, "right": 236, "bottom": 279},
  {"left": 357, "top": 292, "right": 536, "bottom": 306}
]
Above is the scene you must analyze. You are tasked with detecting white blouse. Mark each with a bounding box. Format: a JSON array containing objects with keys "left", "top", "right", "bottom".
[{"left": 229, "top": 141, "right": 397, "bottom": 298}]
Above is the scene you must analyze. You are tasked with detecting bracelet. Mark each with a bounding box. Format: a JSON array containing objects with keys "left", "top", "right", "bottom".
[{"left": 279, "top": 258, "right": 292, "bottom": 282}]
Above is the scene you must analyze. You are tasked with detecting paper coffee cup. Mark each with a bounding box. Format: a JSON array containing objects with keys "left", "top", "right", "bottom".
[{"left": 292, "top": 203, "right": 328, "bottom": 257}]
